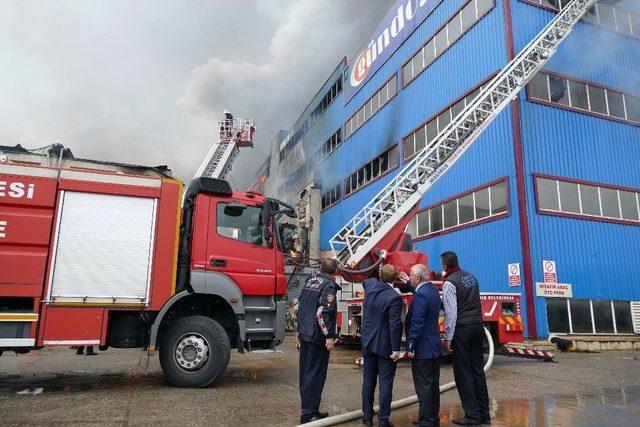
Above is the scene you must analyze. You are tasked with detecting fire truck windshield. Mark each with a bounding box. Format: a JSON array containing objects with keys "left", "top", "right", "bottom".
[{"left": 216, "top": 202, "right": 266, "bottom": 246}]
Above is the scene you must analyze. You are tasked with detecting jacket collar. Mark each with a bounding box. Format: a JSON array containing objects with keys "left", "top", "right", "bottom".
[{"left": 443, "top": 266, "right": 461, "bottom": 279}]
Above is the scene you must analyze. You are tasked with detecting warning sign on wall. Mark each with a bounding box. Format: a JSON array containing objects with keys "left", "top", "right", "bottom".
[
  {"left": 542, "top": 260, "right": 557, "bottom": 283},
  {"left": 508, "top": 263, "right": 521, "bottom": 286}
]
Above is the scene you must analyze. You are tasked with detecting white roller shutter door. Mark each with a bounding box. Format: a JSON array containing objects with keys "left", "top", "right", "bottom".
[{"left": 48, "top": 191, "right": 157, "bottom": 303}]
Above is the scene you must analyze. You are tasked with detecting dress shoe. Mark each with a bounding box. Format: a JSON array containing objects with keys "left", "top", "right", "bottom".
[
  {"left": 452, "top": 417, "right": 481, "bottom": 426},
  {"left": 314, "top": 411, "right": 329, "bottom": 419},
  {"left": 361, "top": 418, "right": 373, "bottom": 426}
]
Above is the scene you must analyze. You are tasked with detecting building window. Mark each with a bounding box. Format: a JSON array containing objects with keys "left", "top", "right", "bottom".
[
  {"left": 311, "top": 78, "right": 343, "bottom": 122},
  {"left": 402, "top": 0, "right": 495, "bottom": 87},
  {"left": 546, "top": 299, "right": 635, "bottom": 334},
  {"left": 528, "top": 71, "right": 640, "bottom": 126},
  {"left": 406, "top": 178, "right": 509, "bottom": 239},
  {"left": 344, "top": 145, "right": 399, "bottom": 196},
  {"left": 321, "top": 183, "right": 342, "bottom": 210},
  {"left": 345, "top": 76, "right": 397, "bottom": 139},
  {"left": 522, "top": 1, "right": 640, "bottom": 39},
  {"left": 403, "top": 78, "right": 489, "bottom": 160},
  {"left": 535, "top": 175, "right": 640, "bottom": 225},
  {"left": 314, "top": 129, "right": 342, "bottom": 163},
  {"left": 279, "top": 119, "right": 309, "bottom": 162}
]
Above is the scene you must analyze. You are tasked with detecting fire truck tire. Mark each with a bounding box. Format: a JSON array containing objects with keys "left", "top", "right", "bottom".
[{"left": 159, "top": 315, "right": 231, "bottom": 388}]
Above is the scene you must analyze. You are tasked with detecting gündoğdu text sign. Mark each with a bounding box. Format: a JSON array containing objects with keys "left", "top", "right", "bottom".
[{"left": 344, "top": 0, "right": 443, "bottom": 103}]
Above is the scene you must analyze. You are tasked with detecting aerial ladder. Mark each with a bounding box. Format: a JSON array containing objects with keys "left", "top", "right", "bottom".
[
  {"left": 192, "top": 110, "right": 255, "bottom": 181},
  {"left": 330, "top": 0, "right": 599, "bottom": 269}
]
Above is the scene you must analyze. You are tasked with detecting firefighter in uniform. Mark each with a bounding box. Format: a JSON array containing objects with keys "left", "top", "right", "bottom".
[{"left": 296, "top": 258, "right": 340, "bottom": 424}]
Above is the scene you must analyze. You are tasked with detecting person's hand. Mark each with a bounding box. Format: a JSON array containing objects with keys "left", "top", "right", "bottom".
[
  {"left": 390, "top": 351, "right": 401, "bottom": 362},
  {"left": 295, "top": 333, "right": 301, "bottom": 351},
  {"left": 398, "top": 271, "right": 410, "bottom": 282},
  {"left": 444, "top": 340, "right": 452, "bottom": 353},
  {"left": 325, "top": 338, "right": 335, "bottom": 351}
]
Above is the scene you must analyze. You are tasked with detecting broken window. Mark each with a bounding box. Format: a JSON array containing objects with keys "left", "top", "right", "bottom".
[
  {"left": 569, "top": 80, "right": 588, "bottom": 110},
  {"left": 429, "top": 205, "right": 443, "bottom": 233},
  {"left": 587, "top": 85, "right": 608, "bottom": 115},
  {"left": 549, "top": 76, "right": 569, "bottom": 105}
]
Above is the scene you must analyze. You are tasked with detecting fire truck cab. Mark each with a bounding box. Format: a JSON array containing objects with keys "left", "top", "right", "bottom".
[{"left": 0, "top": 162, "right": 293, "bottom": 388}]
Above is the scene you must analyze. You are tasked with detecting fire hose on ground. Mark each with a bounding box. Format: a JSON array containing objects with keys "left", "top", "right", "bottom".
[{"left": 297, "top": 327, "right": 495, "bottom": 427}]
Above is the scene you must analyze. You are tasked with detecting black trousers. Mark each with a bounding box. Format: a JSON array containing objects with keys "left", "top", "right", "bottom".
[
  {"left": 362, "top": 347, "right": 397, "bottom": 425},
  {"left": 299, "top": 340, "right": 330, "bottom": 422},
  {"left": 411, "top": 358, "right": 440, "bottom": 427},
  {"left": 452, "top": 323, "right": 490, "bottom": 423}
]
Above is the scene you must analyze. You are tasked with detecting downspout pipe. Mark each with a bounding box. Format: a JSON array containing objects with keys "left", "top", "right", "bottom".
[{"left": 298, "top": 328, "right": 495, "bottom": 427}]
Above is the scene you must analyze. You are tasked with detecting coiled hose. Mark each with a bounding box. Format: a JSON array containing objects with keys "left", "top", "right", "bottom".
[{"left": 297, "top": 327, "right": 495, "bottom": 427}]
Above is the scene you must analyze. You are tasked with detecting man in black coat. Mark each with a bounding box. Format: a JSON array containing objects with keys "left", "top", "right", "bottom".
[
  {"left": 441, "top": 251, "right": 490, "bottom": 426},
  {"left": 360, "top": 264, "right": 403, "bottom": 427}
]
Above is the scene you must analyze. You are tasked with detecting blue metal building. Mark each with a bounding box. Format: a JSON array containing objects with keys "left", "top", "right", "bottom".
[{"left": 259, "top": 0, "right": 640, "bottom": 338}]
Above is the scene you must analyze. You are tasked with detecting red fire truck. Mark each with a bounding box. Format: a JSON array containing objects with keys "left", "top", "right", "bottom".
[{"left": 0, "top": 160, "right": 297, "bottom": 388}]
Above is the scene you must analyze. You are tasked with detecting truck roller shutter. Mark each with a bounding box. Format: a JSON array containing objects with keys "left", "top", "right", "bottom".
[{"left": 48, "top": 191, "right": 157, "bottom": 304}]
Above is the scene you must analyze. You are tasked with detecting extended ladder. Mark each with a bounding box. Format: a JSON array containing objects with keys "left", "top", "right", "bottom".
[
  {"left": 192, "top": 113, "right": 255, "bottom": 181},
  {"left": 330, "top": 0, "right": 598, "bottom": 266}
]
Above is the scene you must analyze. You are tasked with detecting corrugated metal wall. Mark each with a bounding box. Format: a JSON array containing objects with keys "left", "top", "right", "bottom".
[
  {"left": 321, "top": 0, "right": 530, "bottom": 314},
  {"left": 267, "top": 0, "right": 640, "bottom": 338},
  {"left": 512, "top": 0, "right": 640, "bottom": 336}
]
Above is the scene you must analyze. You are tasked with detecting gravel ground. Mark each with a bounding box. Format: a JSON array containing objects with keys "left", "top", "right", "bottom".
[{"left": 1, "top": 333, "right": 639, "bottom": 426}]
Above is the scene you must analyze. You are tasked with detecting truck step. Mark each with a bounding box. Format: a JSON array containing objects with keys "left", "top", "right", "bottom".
[{"left": 247, "top": 349, "right": 281, "bottom": 354}]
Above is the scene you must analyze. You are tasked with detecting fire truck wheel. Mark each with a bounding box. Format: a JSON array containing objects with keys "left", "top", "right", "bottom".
[{"left": 160, "top": 315, "right": 231, "bottom": 388}]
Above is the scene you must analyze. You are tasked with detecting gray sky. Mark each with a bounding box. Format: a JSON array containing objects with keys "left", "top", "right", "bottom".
[{"left": 0, "top": 0, "right": 392, "bottom": 187}]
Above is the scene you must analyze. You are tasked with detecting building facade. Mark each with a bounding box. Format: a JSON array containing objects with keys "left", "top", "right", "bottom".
[{"left": 257, "top": 0, "right": 640, "bottom": 338}]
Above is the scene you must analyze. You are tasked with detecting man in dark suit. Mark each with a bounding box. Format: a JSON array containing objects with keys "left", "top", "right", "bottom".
[
  {"left": 360, "top": 264, "right": 403, "bottom": 427},
  {"left": 406, "top": 264, "right": 443, "bottom": 427}
]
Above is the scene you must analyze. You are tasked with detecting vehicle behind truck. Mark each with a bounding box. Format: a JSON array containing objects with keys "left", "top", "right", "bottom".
[{"left": 0, "top": 161, "right": 294, "bottom": 387}]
